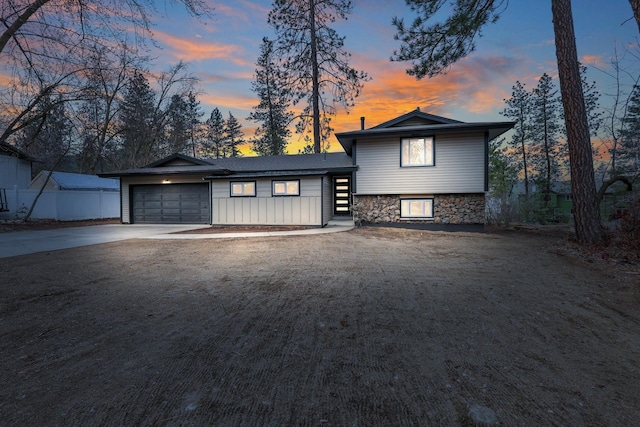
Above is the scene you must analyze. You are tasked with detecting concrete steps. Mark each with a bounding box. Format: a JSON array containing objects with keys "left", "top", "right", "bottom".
[{"left": 327, "top": 217, "right": 354, "bottom": 227}]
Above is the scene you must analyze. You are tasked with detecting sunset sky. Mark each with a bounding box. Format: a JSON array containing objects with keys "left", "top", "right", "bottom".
[{"left": 149, "top": 0, "right": 639, "bottom": 153}]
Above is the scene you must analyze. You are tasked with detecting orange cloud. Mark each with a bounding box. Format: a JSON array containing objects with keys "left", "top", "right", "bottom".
[
  {"left": 154, "top": 31, "right": 251, "bottom": 66},
  {"left": 330, "top": 53, "right": 520, "bottom": 134},
  {"left": 0, "top": 72, "right": 15, "bottom": 87},
  {"left": 581, "top": 54, "right": 606, "bottom": 69},
  {"left": 200, "top": 92, "right": 256, "bottom": 112},
  {"left": 464, "top": 88, "right": 510, "bottom": 114}
]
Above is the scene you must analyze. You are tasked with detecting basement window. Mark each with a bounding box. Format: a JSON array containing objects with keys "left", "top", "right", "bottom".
[{"left": 400, "top": 198, "right": 434, "bottom": 219}]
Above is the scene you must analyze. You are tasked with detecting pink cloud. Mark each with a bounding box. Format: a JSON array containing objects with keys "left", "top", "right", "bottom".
[
  {"left": 154, "top": 31, "right": 250, "bottom": 66},
  {"left": 330, "top": 53, "right": 520, "bottom": 133},
  {"left": 0, "top": 72, "right": 15, "bottom": 86},
  {"left": 581, "top": 54, "right": 607, "bottom": 69},
  {"left": 200, "top": 92, "right": 256, "bottom": 112}
]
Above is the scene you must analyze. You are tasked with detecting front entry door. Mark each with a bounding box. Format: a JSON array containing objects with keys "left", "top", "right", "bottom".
[{"left": 333, "top": 176, "right": 351, "bottom": 215}]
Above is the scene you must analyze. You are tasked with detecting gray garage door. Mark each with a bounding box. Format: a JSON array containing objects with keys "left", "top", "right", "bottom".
[{"left": 131, "top": 183, "right": 210, "bottom": 224}]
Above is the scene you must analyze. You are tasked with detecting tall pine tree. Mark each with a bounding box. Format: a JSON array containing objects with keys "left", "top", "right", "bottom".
[
  {"left": 165, "top": 94, "right": 190, "bottom": 155},
  {"left": 249, "top": 37, "right": 293, "bottom": 156},
  {"left": 185, "top": 91, "right": 203, "bottom": 158},
  {"left": 620, "top": 85, "right": 640, "bottom": 173},
  {"left": 203, "top": 108, "right": 226, "bottom": 159},
  {"left": 268, "top": 0, "right": 368, "bottom": 153},
  {"left": 118, "top": 71, "right": 156, "bottom": 168},
  {"left": 530, "top": 73, "right": 563, "bottom": 200},
  {"left": 501, "top": 81, "right": 533, "bottom": 195},
  {"left": 224, "top": 113, "right": 243, "bottom": 158}
]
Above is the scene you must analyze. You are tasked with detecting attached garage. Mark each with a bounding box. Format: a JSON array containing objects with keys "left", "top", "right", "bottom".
[
  {"left": 100, "top": 152, "right": 357, "bottom": 226},
  {"left": 131, "top": 183, "right": 210, "bottom": 224}
]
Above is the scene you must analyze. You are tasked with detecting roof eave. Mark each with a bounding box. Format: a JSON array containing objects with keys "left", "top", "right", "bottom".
[
  {"left": 336, "top": 121, "right": 515, "bottom": 154},
  {"left": 98, "top": 168, "right": 230, "bottom": 178},
  {"left": 203, "top": 166, "right": 357, "bottom": 180}
]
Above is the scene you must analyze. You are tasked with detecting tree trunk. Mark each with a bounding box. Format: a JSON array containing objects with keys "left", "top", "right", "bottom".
[
  {"left": 543, "top": 103, "right": 552, "bottom": 202},
  {"left": 629, "top": 0, "right": 640, "bottom": 33},
  {"left": 309, "top": 0, "right": 321, "bottom": 154},
  {"left": 0, "top": 0, "right": 52, "bottom": 54},
  {"left": 521, "top": 140, "right": 529, "bottom": 195},
  {"left": 552, "top": 0, "right": 604, "bottom": 245},
  {"left": 597, "top": 175, "right": 634, "bottom": 205},
  {"left": 519, "top": 118, "right": 530, "bottom": 195}
]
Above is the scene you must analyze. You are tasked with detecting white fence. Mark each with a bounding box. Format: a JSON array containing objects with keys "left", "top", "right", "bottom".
[{"left": 0, "top": 188, "right": 120, "bottom": 221}]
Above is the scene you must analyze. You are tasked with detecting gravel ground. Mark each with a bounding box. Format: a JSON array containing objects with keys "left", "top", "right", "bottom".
[{"left": 1, "top": 227, "right": 639, "bottom": 426}]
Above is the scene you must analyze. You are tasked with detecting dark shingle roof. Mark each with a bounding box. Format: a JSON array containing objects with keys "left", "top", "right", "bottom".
[
  {"left": 370, "top": 109, "right": 463, "bottom": 128},
  {"left": 98, "top": 164, "right": 228, "bottom": 177},
  {"left": 99, "top": 152, "right": 355, "bottom": 178},
  {"left": 206, "top": 152, "right": 353, "bottom": 172}
]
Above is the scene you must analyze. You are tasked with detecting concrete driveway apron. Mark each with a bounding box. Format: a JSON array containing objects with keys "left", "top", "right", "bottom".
[{"left": 0, "top": 224, "right": 209, "bottom": 258}]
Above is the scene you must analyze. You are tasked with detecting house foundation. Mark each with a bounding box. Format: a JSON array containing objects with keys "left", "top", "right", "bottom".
[{"left": 353, "top": 194, "right": 486, "bottom": 224}]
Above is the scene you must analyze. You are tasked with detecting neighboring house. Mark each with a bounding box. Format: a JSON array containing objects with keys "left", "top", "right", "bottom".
[
  {"left": 0, "top": 142, "right": 34, "bottom": 190},
  {"left": 29, "top": 170, "right": 120, "bottom": 192},
  {"left": 505, "top": 181, "right": 575, "bottom": 221},
  {"left": 549, "top": 182, "right": 574, "bottom": 220},
  {"left": 0, "top": 142, "right": 36, "bottom": 212},
  {"left": 100, "top": 109, "right": 514, "bottom": 226},
  {"left": 12, "top": 171, "right": 121, "bottom": 221},
  {"left": 508, "top": 180, "right": 627, "bottom": 221}
]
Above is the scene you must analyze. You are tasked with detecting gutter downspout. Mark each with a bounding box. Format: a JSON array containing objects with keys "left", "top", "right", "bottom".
[{"left": 484, "top": 131, "right": 489, "bottom": 192}]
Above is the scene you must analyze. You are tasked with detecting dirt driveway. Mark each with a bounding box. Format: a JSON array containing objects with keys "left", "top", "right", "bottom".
[{"left": 1, "top": 227, "right": 639, "bottom": 426}]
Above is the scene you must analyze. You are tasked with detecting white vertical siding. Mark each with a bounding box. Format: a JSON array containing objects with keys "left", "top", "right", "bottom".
[
  {"left": 212, "top": 176, "right": 323, "bottom": 225},
  {"left": 355, "top": 133, "right": 486, "bottom": 195},
  {"left": 0, "top": 156, "right": 32, "bottom": 189}
]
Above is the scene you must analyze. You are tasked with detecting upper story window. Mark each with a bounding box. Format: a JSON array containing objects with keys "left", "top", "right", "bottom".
[
  {"left": 272, "top": 180, "right": 300, "bottom": 196},
  {"left": 401, "top": 137, "right": 434, "bottom": 167},
  {"left": 230, "top": 181, "right": 256, "bottom": 197}
]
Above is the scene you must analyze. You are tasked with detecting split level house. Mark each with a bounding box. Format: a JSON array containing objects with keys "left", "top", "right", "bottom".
[{"left": 100, "top": 109, "right": 514, "bottom": 227}]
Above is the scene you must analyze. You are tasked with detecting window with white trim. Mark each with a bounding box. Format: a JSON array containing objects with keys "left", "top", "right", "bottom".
[
  {"left": 230, "top": 181, "right": 256, "bottom": 197},
  {"left": 272, "top": 180, "right": 300, "bottom": 196},
  {"left": 401, "top": 137, "right": 434, "bottom": 167},
  {"left": 400, "top": 198, "right": 434, "bottom": 219}
]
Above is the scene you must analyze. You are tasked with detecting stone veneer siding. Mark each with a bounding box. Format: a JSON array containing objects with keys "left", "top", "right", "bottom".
[{"left": 352, "top": 194, "right": 486, "bottom": 224}]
